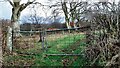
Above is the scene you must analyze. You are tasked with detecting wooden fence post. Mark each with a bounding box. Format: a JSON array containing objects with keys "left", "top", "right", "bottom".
[
  {"left": 40, "top": 30, "right": 47, "bottom": 51},
  {"left": 42, "top": 30, "right": 46, "bottom": 50},
  {"left": 7, "top": 26, "right": 13, "bottom": 53}
]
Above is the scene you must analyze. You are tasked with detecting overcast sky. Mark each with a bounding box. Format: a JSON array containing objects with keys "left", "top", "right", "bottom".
[
  {"left": 0, "top": 0, "right": 119, "bottom": 20},
  {"left": 0, "top": 0, "right": 47, "bottom": 19}
]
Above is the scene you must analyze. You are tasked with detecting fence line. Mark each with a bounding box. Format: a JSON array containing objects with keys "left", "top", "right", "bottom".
[
  {"left": 7, "top": 26, "right": 89, "bottom": 55},
  {"left": 17, "top": 26, "right": 89, "bottom": 33}
]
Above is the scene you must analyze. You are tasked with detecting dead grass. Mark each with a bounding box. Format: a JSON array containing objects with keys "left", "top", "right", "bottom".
[{"left": 46, "top": 32, "right": 85, "bottom": 41}]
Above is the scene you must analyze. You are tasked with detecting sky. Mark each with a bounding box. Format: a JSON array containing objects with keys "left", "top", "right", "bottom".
[
  {"left": 0, "top": 0, "right": 119, "bottom": 20},
  {"left": 0, "top": 0, "right": 12, "bottom": 19},
  {"left": 0, "top": 0, "right": 46, "bottom": 19}
]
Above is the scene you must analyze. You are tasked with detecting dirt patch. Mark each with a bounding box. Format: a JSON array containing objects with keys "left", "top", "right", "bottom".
[{"left": 13, "top": 36, "right": 39, "bottom": 50}]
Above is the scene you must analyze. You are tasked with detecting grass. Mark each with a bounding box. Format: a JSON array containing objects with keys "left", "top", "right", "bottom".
[
  {"left": 46, "top": 33, "right": 85, "bottom": 53},
  {"left": 3, "top": 33, "right": 88, "bottom": 67}
]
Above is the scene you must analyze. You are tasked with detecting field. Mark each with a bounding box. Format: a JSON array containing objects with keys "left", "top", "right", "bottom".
[{"left": 3, "top": 32, "right": 88, "bottom": 67}]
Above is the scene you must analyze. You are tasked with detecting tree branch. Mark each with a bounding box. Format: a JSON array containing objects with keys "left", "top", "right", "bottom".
[
  {"left": 7, "top": 0, "right": 14, "bottom": 7},
  {"left": 106, "top": 53, "right": 120, "bottom": 66},
  {"left": 20, "top": 0, "right": 36, "bottom": 11}
]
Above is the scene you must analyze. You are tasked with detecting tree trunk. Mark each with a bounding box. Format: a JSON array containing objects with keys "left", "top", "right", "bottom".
[
  {"left": 66, "top": 21, "right": 71, "bottom": 29},
  {"left": 11, "top": 7, "right": 21, "bottom": 37},
  {"left": 65, "top": 15, "right": 71, "bottom": 29},
  {"left": 65, "top": 18, "right": 71, "bottom": 33},
  {"left": 62, "top": 2, "right": 71, "bottom": 29},
  {"left": 12, "top": 21, "right": 20, "bottom": 37}
]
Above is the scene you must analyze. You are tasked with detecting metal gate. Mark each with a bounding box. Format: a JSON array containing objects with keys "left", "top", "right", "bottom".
[{"left": 12, "top": 27, "right": 87, "bottom": 55}]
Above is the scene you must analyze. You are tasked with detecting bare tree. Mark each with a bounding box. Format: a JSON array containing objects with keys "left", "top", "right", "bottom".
[
  {"left": 47, "top": 0, "right": 89, "bottom": 29},
  {"left": 7, "top": 0, "right": 35, "bottom": 36}
]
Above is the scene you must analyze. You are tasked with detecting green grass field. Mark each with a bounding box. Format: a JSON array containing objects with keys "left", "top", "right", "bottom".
[{"left": 3, "top": 33, "right": 88, "bottom": 67}]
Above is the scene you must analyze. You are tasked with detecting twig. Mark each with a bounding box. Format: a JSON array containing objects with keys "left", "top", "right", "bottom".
[
  {"left": 90, "top": 53, "right": 101, "bottom": 66},
  {"left": 106, "top": 53, "right": 120, "bottom": 66}
]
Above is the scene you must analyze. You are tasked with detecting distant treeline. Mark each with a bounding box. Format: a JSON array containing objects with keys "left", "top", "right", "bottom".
[
  {"left": 20, "top": 22, "right": 67, "bottom": 31},
  {"left": 0, "top": 19, "right": 66, "bottom": 31},
  {"left": 0, "top": 19, "right": 88, "bottom": 31}
]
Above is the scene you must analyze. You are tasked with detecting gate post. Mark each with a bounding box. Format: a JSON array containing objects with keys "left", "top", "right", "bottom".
[
  {"left": 41, "top": 31, "right": 45, "bottom": 50},
  {"left": 40, "top": 30, "right": 47, "bottom": 51},
  {"left": 7, "top": 26, "right": 13, "bottom": 53}
]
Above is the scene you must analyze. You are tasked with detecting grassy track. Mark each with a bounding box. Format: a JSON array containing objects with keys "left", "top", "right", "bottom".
[{"left": 3, "top": 33, "right": 88, "bottom": 67}]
